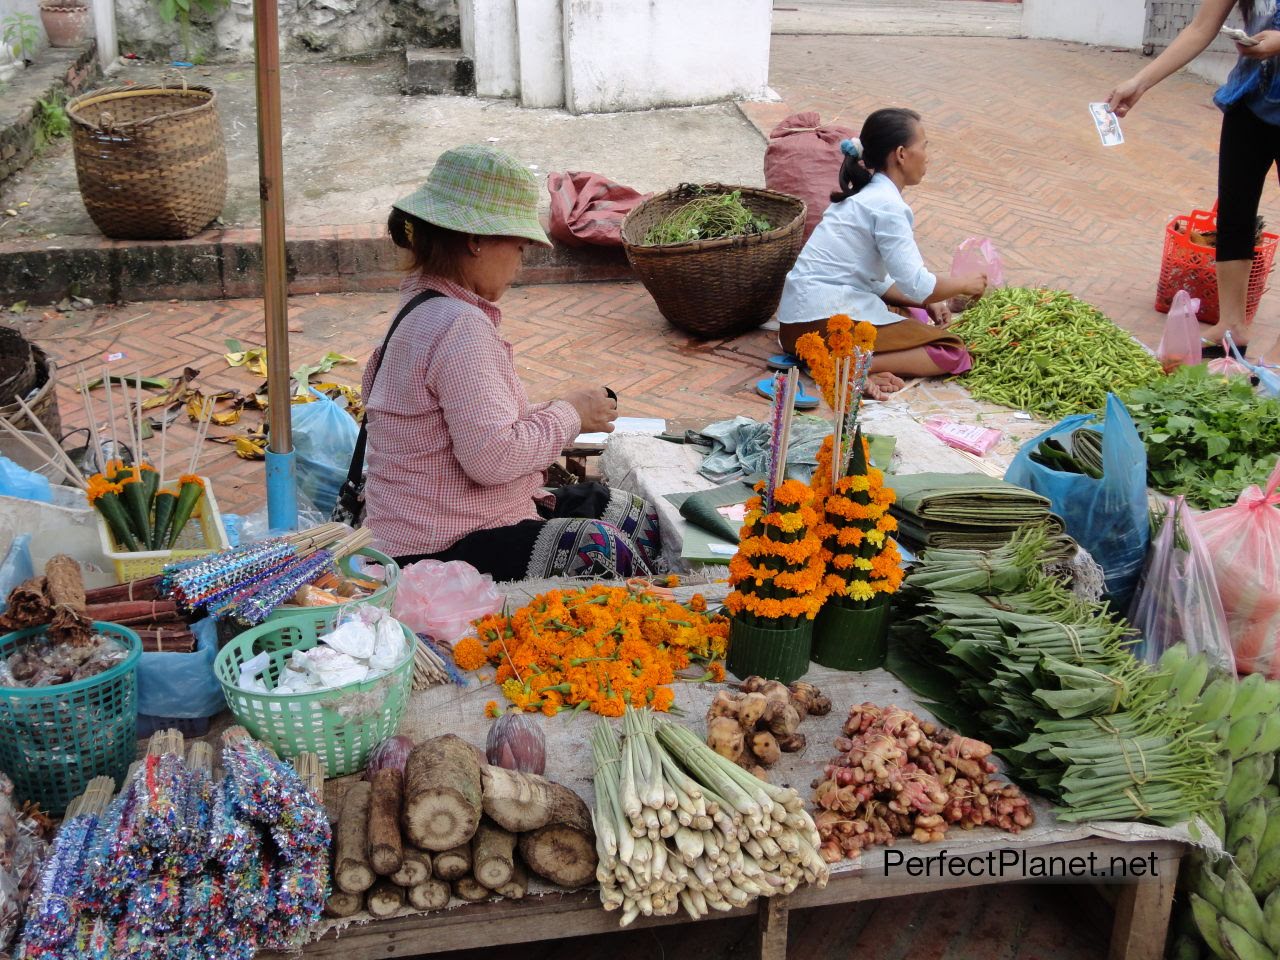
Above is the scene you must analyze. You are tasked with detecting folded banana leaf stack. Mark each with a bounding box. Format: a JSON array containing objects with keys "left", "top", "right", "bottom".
[{"left": 889, "top": 471, "right": 1076, "bottom": 558}]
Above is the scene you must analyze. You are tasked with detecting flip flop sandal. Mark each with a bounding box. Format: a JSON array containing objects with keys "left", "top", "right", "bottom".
[
  {"left": 755, "top": 377, "right": 819, "bottom": 410},
  {"left": 766, "top": 353, "right": 800, "bottom": 371}
]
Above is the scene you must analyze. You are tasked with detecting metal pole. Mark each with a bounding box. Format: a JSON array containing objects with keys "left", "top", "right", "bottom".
[{"left": 252, "top": 0, "right": 298, "bottom": 531}]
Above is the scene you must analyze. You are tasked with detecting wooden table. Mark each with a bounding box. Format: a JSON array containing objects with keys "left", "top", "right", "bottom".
[{"left": 287, "top": 835, "right": 1184, "bottom": 960}]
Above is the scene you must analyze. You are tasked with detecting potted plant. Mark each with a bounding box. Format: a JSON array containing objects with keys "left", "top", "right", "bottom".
[
  {"left": 38, "top": 0, "right": 90, "bottom": 48},
  {"left": 2, "top": 12, "right": 40, "bottom": 64},
  {"left": 798, "top": 316, "right": 905, "bottom": 671}
]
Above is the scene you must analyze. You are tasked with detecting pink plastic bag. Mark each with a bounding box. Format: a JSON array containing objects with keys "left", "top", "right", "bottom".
[
  {"left": 391, "top": 559, "right": 504, "bottom": 644},
  {"left": 1157, "top": 289, "right": 1203, "bottom": 372},
  {"left": 950, "top": 237, "right": 1005, "bottom": 287},
  {"left": 1128, "top": 497, "right": 1234, "bottom": 676},
  {"left": 1197, "top": 461, "right": 1280, "bottom": 677}
]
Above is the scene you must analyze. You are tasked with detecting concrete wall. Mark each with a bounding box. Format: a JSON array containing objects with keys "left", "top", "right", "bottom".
[
  {"left": 1146, "top": 0, "right": 1241, "bottom": 85},
  {"left": 516, "top": 0, "right": 561, "bottom": 108},
  {"left": 467, "top": 0, "right": 517, "bottom": 96},
  {"left": 1022, "top": 0, "right": 1146, "bottom": 48},
  {"left": 113, "top": 0, "right": 458, "bottom": 62},
  {"left": 561, "top": 0, "right": 772, "bottom": 114}
]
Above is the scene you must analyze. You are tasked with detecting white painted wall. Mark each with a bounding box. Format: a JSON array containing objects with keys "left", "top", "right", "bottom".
[
  {"left": 1022, "top": 0, "right": 1146, "bottom": 49},
  {"left": 516, "top": 0, "right": 561, "bottom": 108},
  {"left": 562, "top": 0, "right": 771, "bottom": 114},
  {"left": 465, "top": 0, "right": 519, "bottom": 98}
]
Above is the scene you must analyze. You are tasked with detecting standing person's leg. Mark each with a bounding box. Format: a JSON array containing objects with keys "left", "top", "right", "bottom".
[{"left": 1216, "top": 105, "right": 1277, "bottom": 349}]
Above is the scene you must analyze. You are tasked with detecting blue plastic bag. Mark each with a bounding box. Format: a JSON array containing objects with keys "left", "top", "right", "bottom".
[
  {"left": 0, "top": 455, "right": 52, "bottom": 504},
  {"left": 136, "top": 617, "right": 224, "bottom": 719},
  {"left": 1005, "top": 394, "right": 1150, "bottom": 608},
  {"left": 0, "top": 535, "right": 35, "bottom": 614},
  {"left": 291, "top": 389, "right": 358, "bottom": 515}
]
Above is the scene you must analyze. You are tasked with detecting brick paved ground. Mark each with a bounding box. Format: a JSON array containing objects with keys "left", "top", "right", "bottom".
[{"left": 11, "top": 30, "right": 1269, "bottom": 958}]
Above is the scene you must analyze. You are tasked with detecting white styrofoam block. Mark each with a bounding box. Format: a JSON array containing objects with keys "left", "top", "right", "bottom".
[
  {"left": 516, "top": 0, "right": 563, "bottom": 108},
  {"left": 1022, "top": 0, "right": 1146, "bottom": 49},
  {"left": 562, "top": 0, "right": 772, "bottom": 115},
  {"left": 463, "top": 0, "right": 520, "bottom": 99}
]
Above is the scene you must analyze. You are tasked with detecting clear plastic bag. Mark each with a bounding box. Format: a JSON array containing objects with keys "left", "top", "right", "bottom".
[
  {"left": 291, "top": 389, "right": 359, "bottom": 516},
  {"left": 1198, "top": 459, "right": 1280, "bottom": 677},
  {"left": 1005, "top": 394, "right": 1150, "bottom": 608},
  {"left": 391, "top": 560, "right": 504, "bottom": 643},
  {"left": 1157, "top": 289, "right": 1202, "bottom": 372},
  {"left": 1128, "top": 497, "right": 1233, "bottom": 675}
]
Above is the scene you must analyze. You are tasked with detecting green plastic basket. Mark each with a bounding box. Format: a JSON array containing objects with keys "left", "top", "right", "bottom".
[
  {"left": 0, "top": 622, "right": 141, "bottom": 815},
  {"left": 267, "top": 547, "right": 401, "bottom": 625},
  {"left": 213, "top": 605, "right": 414, "bottom": 776}
]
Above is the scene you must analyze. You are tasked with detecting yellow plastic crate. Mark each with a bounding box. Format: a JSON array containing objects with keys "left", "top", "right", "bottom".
[{"left": 97, "top": 477, "right": 229, "bottom": 582}]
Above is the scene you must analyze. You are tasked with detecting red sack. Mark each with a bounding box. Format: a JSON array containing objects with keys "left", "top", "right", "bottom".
[
  {"left": 547, "top": 171, "right": 651, "bottom": 247},
  {"left": 763, "top": 112, "right": 856, "bottom": 243}
]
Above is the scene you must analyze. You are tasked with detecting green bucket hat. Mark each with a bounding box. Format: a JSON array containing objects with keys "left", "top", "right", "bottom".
[{"left": 392, "top": 144, "right": 551, "bottom": 247}]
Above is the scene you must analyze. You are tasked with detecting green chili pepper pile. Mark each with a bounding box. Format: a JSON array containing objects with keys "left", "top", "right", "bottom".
[{"left": 949, "top": 287, "right": 1165, "bottom": 419}]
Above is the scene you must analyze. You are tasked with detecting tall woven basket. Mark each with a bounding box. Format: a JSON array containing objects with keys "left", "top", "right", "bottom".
[
  {"left": 67, "top": 81, "right": 227, "bottom": 240},
  {"left": 621, "top": 184, "right": 806, "bottom": 339}
]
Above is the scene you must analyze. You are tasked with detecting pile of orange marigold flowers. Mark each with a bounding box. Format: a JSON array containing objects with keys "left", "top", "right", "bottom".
[{"left": 451, "top": 584, "right": 728, "bottom": 718}]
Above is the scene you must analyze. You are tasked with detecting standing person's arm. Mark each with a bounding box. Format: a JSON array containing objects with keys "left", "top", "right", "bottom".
[{"left": 1108, "top": 0, "right": 1238, "bottom": 116}]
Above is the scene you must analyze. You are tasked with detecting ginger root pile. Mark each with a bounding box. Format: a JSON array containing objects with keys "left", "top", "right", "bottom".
[
  {"left": 812, "top": 702, "right": 1033, "bottom": 862},
  {"left": 705, "top": 677, "right": 831, "bottom": 778}
]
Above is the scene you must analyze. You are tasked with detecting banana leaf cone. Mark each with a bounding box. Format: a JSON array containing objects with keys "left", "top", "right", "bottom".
[
  {"left": 87, "top": 476, "right": 140, "bottom": 552},
  {"left": 118, "top": 468, "right": 152, "bottom": 546},
  {"left": 137, "top": 464, "right": 160, "bottom": 547},
  {"left": 152, "top": 488, "right": 179, "bottom": 552},
  {"left": 168, "top": 475, "right": 206, "bottom": 548}
]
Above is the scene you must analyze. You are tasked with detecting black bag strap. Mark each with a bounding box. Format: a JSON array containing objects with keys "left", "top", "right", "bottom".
[{"left": 341, "top": 289, "right": 443, "bottom": 492}]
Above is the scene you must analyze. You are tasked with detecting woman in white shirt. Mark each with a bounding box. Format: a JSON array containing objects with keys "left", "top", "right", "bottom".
[{"left": 771, "top": 108, "right": 988, "bottom": 401}]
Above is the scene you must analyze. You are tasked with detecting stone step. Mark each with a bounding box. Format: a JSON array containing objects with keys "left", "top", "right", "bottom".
[
  {"left": 0, "top": 43, "right": 98, "bottom": 186},
  {"left": 0, "top": 220, "right": 632, "bottom": 304},
  {"left": 404, "top": 47, "right": 475, "bottom": 96}
]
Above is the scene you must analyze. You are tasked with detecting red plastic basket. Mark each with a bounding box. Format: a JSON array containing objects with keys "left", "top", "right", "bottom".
[{"left": 1155, "top": 205, "right": 1278, "bottom": 325}]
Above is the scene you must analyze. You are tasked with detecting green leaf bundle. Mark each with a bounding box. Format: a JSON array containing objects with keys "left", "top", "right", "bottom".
[{"left": 1120, "top": 364, "right": 1280, "bottom": 509}]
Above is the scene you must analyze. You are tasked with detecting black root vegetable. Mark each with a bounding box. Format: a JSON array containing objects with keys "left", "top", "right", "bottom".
[
  {"left": 453, "top": 876, "right": 492, "bottom": 902},
  {"left": 516, "top": 782, "right": 597, "bottom": 889},
  {"left": 324, "top": 888, "right": 364, "bottom": 919},
  {"left": 368, "top": 767, "right": 405, "bottom": 876},
  {"left": 433, "top": 842, "right": 472, "bottom": 881},
  {"left": 480, "top": 765, "right": 555, "bottom": 833},
  {"left": 403, "top": 734, "right": 483, "bottom": 851},
  {"left": 391, "top": 850, "right": 432, "bottom": 887},
  {"left": 496, "top": 860, "right": 528, "bottom": 900},
  {"left": 408, "top": 877, "right": 451, "bottom": 912},
  {"left": 366, "top": 879, "right": 406, "bottom": 919},
  {"left": 472, "top": 818, "right": 516, "bottom": 890},
  {"left": 334, "top": 781, "right": 375, "bottom": 894}
]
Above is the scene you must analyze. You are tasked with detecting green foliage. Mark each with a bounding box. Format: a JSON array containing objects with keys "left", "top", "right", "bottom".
[
  {"left": 34, "top": 94, "right": 70, "bottom": 150},
  {"left": 1121, "top": 364, "right": 1280, "bottom": 509},
  {"left": 2, "top": 11, "right": 40, "bottom": 62},
  {"left": 642, "top": 187, "right": 772, "bottom": 245},
  {"left": 152, "top": 0, "right": 229, "bottom": 60}
]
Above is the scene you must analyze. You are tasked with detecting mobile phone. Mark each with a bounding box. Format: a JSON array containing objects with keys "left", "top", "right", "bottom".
[{"left": 1221, "top": 26, "right": 1260, "bottom": 46}]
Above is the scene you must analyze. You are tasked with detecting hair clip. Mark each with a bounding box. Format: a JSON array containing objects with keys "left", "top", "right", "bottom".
[{"left": 840, "top": 138, "right": 863, "bottom": 160}]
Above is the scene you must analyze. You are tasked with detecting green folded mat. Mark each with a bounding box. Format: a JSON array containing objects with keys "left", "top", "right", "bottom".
[
  {"left": 888, "top": 472, "right": 1051, "bottom": 524},
  {"left": 894, "top": 516, "right": 1077, "bottom": 559}
]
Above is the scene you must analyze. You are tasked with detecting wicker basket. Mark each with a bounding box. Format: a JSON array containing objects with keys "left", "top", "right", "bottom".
[
  {"left": 0, "top": 347, "right": 60, "bottom": 439},
  {"left": 67, "top": 81, "right": 227, "bottom": 240},
  {"left": 621, "top": 184, "right": 807, "bottom": 339},
  {"left": 0, "top": 326, "right": 36, "bottom": 403}
]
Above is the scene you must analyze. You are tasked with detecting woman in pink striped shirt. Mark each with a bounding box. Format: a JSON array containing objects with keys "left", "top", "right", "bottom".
[{"left": 361, "top": 145, "right": 663, "bottom": 580}]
